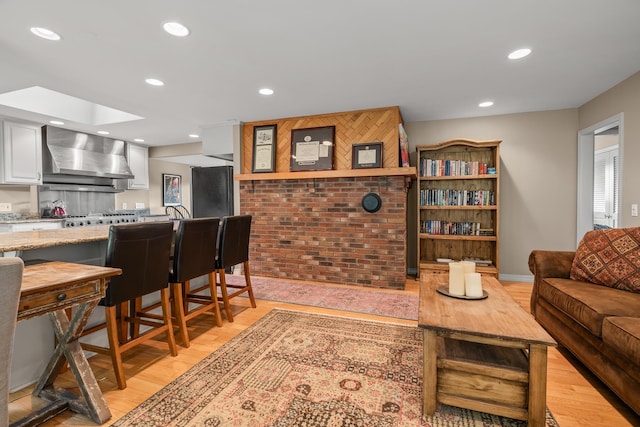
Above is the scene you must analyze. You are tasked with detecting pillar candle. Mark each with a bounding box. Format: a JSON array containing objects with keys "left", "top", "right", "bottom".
[
  {"left": 448, "top": 262, "right": 465, "bottom": 296},
  {"left": 459, "top": 260, "right": 476, "bottom": 275},
  {"left": 465, "top": 272, "right": 483, "bottom": 298}
]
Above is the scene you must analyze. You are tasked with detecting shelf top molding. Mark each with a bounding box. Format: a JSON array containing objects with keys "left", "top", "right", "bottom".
[
  {"left": 416, "top": 138, "right": 502, "bottom": 151},
  {"left": 235, "top": 167, "right": 416, "bottom": 181}
]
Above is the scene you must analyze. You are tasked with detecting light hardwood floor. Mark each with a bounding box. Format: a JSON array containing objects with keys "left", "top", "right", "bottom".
[{"left": 9, "top": 278, "right": 640, "bottom": 427}]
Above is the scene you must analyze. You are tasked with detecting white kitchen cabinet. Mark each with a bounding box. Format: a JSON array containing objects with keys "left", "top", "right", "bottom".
[
  {"left": 126, "top": 143, "right": 149, "bottom": 189},
  {"left": 0, "top": 119, "right": 43, "bottom": 184}
]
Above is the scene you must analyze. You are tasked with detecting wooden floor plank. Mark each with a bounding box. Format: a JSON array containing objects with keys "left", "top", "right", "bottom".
[{"left": 8, "top": 278, "right": 640, "bottom": 426}]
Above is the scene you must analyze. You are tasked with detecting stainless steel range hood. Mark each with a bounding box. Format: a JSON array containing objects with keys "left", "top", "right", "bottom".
[{"left": 42, "top": 126, "right": 134, "bottom": 180}]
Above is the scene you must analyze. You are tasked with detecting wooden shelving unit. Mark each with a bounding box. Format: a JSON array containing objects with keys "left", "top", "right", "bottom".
[{"left": 416, "top": 138, "right": 501, "bottom": 277}]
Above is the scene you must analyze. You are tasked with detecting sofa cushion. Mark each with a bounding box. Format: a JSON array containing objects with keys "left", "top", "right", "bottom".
[
  {"left": 538, "top": 278, "right": 640, "bottom": 336},
  {"left": 602, "top": 317, "right": 640, "bottom": 365},
  {"left": 570, "top": 227, "right": 640, "bottom": 292}
]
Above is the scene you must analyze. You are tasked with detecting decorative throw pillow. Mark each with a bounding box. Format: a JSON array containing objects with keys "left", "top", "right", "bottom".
[{"left": 570, "top": 227, "right": 640, "bottom": 293}]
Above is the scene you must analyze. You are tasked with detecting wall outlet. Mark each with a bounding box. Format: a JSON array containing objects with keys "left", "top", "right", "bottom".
[
  {"left": 632, "top": 204, "right": 638, "bottom": 217},
  {"left": 135, "top": 203, "right": 145, "bottom": 209},
  {"left": 122, "top": 202, "right": 128, "bottom": 210},
  {"left": 0, "top": 202, "right": 12, "bottom": 212}
]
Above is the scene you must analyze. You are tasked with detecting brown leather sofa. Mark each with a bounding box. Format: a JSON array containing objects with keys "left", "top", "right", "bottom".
[{"left": 529, "top": 250, "right": 640, "bottom": 415}]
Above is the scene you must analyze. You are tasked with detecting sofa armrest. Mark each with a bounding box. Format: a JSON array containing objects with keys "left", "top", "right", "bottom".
[
  {"left": 528, "top": 250, "right": 576, "bottom": 315},
  {"left": 528, "top": 250, "right": 575, "bottom": 278}
]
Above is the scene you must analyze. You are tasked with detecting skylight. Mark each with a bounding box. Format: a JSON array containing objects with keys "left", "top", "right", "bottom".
[{"left": 0, "top": 86, "right": 144, "bottom": 125}]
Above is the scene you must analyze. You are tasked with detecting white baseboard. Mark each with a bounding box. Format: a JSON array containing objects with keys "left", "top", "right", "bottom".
[{"left": 499, "top": 273, "right": 533, "bottom": 282}]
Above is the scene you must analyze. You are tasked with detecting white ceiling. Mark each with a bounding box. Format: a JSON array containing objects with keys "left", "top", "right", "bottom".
[{"left": 1, "top": 0, "right": 640, "bottom": 153}]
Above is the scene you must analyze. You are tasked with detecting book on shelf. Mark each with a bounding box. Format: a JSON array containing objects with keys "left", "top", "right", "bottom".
[
  {"left": 462, "top": 256, "right": 494, "bottom": 266},
  {"left": 419, "top": 189, "right": 495, "bottom": 207},
  {"left": 420, "top": 220, "right": 489, "bottom": 236},
  {"left": 420, "top": 158, "right": 491, "bottom": 177}
]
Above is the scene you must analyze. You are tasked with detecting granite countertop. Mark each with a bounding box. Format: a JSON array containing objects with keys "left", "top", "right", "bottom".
[{"left": 0, "top": 226, "right": 110, "bottom": 252}]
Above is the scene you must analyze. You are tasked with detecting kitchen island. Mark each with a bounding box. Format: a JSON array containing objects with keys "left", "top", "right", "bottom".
[{"left": 2, "top": 227, "right": 112, "bottom": 393}]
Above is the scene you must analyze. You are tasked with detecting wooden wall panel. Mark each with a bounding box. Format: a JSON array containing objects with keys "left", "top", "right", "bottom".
[{"left": 241, "top": 106, "right": 402, "bottom": 174}]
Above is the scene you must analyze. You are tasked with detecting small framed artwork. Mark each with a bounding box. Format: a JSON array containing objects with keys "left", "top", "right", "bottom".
[
  {"left": 352, "top": 142, "right": 383, "bottom": 169},
  {"left": 163, "top": 173, "right": 182, "bottom": 206},
  {"left": 290, "top": 126, "right": 335, "bottom": 171},
  {"left": 252, "top": 124, "right": 277, "bottom": 173}
]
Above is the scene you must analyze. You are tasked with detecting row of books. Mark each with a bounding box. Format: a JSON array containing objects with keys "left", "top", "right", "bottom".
[
  {"left": 420, "top": 220, "right": 494, "bottom": 236},
  {"left": 419, "top": 158, "right": 495, "bottom": 177},
  {"left": 419, "top": 189, "right": 495, "bottom": 207}
]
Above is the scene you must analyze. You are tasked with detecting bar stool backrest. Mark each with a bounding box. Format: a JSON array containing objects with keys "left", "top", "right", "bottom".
[
  {"left": 0, "top": 257, "right": 24, "bottom": 427},
  {"left": 103, "top": 222, "right": 174, "bottom": 306},
  {"left": 216, "top": 215, "right": 252, "bottom": 269},
  {"left": 170, "top": 217, "right": 219, "bottom": 283}
]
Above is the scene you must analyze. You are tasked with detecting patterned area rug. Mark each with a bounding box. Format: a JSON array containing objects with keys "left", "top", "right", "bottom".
[
  {"left": 226, "top": 275, "right": 419, "bottom": 320},
  {"left": 112, "top": 309, "right": 558, "bottom": 427}
]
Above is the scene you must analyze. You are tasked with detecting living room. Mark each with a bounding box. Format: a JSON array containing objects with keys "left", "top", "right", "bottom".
[{"left": 2, "top": 2, "right": 640, "bottom": 427}]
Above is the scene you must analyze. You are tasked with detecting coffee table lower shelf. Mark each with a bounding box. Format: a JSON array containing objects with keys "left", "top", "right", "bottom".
[{"left": 423, "top": 331, "right": 549, "bottom": 425}]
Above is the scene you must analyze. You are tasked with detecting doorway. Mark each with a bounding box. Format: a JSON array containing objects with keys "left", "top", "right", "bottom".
[
  {"left": 577, "top": 113, "right": 624, "bottom": 245},
  {"left": 593, "top": 134, "right": 619, "bottom": 228}
]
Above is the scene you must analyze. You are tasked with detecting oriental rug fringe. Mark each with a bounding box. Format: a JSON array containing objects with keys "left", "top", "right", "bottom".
[
  {"left": 112, "top": 309, "right": 558, "bottom": 427},
  {"left": 227, "top": 275, "right": 419, "bottom": 320}
]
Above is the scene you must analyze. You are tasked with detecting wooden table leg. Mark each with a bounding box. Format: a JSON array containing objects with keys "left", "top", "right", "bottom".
[
  {"left": 33, "top": 301, "right": 111, "bottom": 424},
  {"left": 422, "top": 329, "right": 437, "bottom": 415},
  {"left": 528, "top": 344, "right": 548, "bottom": 427}
]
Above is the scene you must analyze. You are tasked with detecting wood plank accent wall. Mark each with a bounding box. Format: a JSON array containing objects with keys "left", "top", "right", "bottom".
[
  {"left": 241, "top": 106, "right": 402, "bottom": 174},
  {"left": 240, "top": 176, "right": 408, "bottom": 289}
]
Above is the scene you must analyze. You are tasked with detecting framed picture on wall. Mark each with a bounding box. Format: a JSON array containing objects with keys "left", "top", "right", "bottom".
[
  {"left": 290, "top": 126, "right": 335, "bottom": 171},
  {"left": 162, "top": 173, "right": 182, "bottom": 206},
  {"left": 352, "top": 142, "right": 383, "bottom": 169},
  {"left": 252, "top": 124, "right": 277, "bottom": 173}
]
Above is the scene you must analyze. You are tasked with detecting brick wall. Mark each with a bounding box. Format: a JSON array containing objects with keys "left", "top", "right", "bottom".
[{"left": 240, "top": 176, "right": 408, "bottom": 289}]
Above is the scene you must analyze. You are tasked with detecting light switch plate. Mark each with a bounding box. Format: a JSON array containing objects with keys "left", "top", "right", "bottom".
[
  {"left": 135, "top": 203, "right": 145, "bottom": 209},
  {"left": 632, "top": 204, "right": 638, "bottom": 217},
  {"left": 0, "top": 202, "right": 12, "bottom": 212}
]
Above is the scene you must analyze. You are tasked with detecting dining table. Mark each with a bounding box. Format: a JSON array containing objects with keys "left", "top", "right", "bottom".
[{"left": 11, "top": 260, "right": 121, "bottom": 427}]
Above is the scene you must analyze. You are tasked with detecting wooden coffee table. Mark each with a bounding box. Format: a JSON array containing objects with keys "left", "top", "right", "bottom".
[{"left": 418, "top": 274, "right": 556, "bottom": 426}]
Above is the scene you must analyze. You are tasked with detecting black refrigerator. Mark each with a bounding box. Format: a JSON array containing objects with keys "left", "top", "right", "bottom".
[{"left": 191, "top": 166, "right": 234, "bottom": 219}]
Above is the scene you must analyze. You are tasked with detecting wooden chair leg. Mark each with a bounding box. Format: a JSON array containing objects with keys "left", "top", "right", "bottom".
[
  {"left": 207, "top": 271, "right": 223, "bottom": 327},
  {"left": 217, "top": 270, "right": 234, "bottom": 322},
  {"left": 130, "top": 297, "right": 143, "bottom": 339},
  {"left": 160, "top": 288, "right": 178, "bottom": 357},
  {"left": 243, "top": 261, "right": 257, "bottom": 308},
  {"left": 171, "top": 282, "right": 190, "bottom": 348},
  {"left": 105, "top": 306, "right": 127, "bottom": 390},
  {"left": 117, "top": 302, "right": 128, "bottom": 344}
]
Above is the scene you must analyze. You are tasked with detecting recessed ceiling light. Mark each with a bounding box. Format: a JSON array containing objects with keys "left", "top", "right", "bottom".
[
  {"left": 30, "top": 27, "right": 61, "bottom": 41},
  {"left": 97, "top": 131, "right": 110, "bottom": 135},
  {"left": 259, "top": 88, "right": 274, "bottom": 95},
  {"left": 189, "top": 134, "right": 200, "bottom": 138},
  {"left": 145, "top": 78, "right": 165, "bottom": 86},
  {"left": 134, "top": 138, "right": 145, "bottom": 142},
  {"left": 163, "top": 22, "right": 190, "bottom": 37},
  {"left": 508, "top": 48, "right": 532, "bottom": 60},
  {"left": 479, "top": 101, "right": 494, "bottom": 108},
  {"left": 49, "top": 120, "right": 64, "bottom": 125}
]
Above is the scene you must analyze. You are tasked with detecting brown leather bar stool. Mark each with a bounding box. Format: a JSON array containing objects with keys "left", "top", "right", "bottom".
[
  {"left": 0, "top": 257, "right": 23, "bottom": 427},
  {"left": 215, "top": 215, "right": 256, "bottom": 322},
  {"left": 79, "top": 222, "right": 177, "bottom": 390},
  {"left": 169, "top": 217, "right": 222, "bottom": 347}
]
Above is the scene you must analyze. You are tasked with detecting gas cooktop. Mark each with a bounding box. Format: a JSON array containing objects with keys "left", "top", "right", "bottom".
[{"left": 63, "top": 213, "right": 138, "bottom": 228}]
